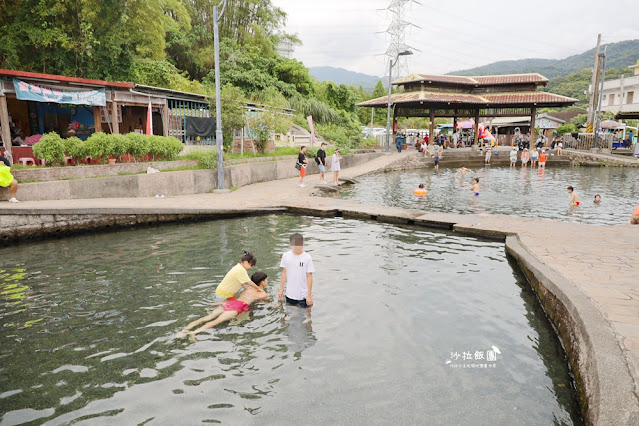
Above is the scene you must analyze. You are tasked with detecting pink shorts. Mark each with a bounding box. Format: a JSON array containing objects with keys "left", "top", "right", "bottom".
[{"left": 222, "top": 297, "right": 249, "bottom": 313}]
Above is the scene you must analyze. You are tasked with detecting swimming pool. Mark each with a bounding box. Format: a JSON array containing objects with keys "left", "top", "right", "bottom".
[
  {"left": 333, "top": 166, "right": 639, "bottom": 225},
  {"left": 0, "top": 216, "right": 581, "bottom": 424}
]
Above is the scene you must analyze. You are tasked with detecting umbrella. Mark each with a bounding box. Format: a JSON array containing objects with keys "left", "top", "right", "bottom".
[
  {"left": 24, "top": 134, "right": 42, "bottom": 146},
  {"left": 600, "top": 120, "right": 621, "bottom": 129},
  {"left": 459, "top": 120, "right": 474, "bottom": 129}
]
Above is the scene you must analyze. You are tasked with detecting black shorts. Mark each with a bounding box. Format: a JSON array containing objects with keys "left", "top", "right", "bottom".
[{"left": 286, "top": 296, "right": 309, "bottom": 308}]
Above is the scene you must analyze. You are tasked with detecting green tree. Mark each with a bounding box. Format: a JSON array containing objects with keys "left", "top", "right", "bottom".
[{"left": 209, "top": 85, "right": 247, "bottom": 152}]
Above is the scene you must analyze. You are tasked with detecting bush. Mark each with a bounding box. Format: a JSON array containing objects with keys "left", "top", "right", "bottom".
[
  {"left": 33, "top": 132, "right": 66, "bottom": 165},
  {"left": 148, "top": 135, "right": 183, "bottom": 160},
  {"left": 62, "top": 137, "right": 89, "bottom": 164},
  {"left": 125, "top": 133, "right": 150, "bottom": 160},
  {"left": 110, "top": 134, "right": 128, "bottom": 160},
  {"left": 556, "top": 123, "right": 579, "bottom": 135},
  {"left": 87, "top": 132, "right": 115, "bottom": 161}
]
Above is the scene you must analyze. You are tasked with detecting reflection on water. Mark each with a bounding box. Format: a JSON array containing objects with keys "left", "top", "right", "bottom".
[
  {"left": 334, "top": 166, "right": 639, "bottom": 225},
  {"left": 0, "top": 216, "right": 581, "bottom": 424}
]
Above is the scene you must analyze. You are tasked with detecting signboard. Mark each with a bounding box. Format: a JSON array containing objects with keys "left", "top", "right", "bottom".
[
  {"left": 13, "top": 78, "right": 106, "bottom": 106},
  {"left": 100, "top": 104, "right": 122, "bottom": 123}
]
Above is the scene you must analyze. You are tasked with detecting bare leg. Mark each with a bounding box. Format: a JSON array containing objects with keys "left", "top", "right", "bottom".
[
  {"left": 181, "top": 307, "right": 224, "bottom": 333},
  {"left": 189, "top": 310, "right": 239, "bottom": 337},
  {"left": 10, "top": 180, "right": 18, "bottom": 198}
]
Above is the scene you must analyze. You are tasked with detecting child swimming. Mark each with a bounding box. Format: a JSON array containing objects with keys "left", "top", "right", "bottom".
[
  {"left": 455, "top": 165, "right": 474, "bottom": 178},
  {"left": 182, "top": 272, "right": 269, "bottom": 339},
  {"left": 469, "top": 178, "right": 480, "bottom": 196},
  {"left": 567, "top": 186, "right": 580, "bottom": 206},
  {"left": 594, "top": 194, "right": 601, "bottom": 204},
  {"left": 214, "top": 251, "right": 263, "bottom": 302}
]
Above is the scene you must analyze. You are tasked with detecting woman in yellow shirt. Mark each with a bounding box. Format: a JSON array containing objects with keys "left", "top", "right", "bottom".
[{"left": 215, "top": 251, "right": 264, "bottom": 300}]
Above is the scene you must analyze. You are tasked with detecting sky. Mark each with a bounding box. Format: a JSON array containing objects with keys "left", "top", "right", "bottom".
[{"left": 271, "top": 0, "right": 639, "bottom": 77}]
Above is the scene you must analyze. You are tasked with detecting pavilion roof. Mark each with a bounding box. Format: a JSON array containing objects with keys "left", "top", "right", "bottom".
[
  {"left": 392, "top": 73, "right": 549, "bottom": 87},
  {"left": 357, "top": 91, "right": 578, "bottom": 108}
]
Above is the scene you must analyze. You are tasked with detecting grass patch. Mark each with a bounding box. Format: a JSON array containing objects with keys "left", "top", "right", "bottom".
[
  {"left": 59, "top": 177, "right": 81, "bottom": 181},
  {"left": 17, "top": 179, "right": 42, "bottom": 183}
]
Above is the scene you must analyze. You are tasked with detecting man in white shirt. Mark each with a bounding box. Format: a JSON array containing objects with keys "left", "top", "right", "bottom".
[{"left": 279, "top": 233, "right": 315, "bottom": 308}]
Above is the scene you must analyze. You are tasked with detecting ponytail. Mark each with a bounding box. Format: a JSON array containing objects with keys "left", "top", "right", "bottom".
[{"left": 241, "top": 251, "right": 257, "bottom": 266}]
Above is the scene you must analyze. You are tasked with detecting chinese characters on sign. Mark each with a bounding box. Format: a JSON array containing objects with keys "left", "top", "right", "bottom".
[{"left": 446, "top": 346, "right": 501, "bottom": 368}]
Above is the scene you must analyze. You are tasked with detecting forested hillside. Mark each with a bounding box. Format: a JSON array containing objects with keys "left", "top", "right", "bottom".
[
  {"left": 0, "top": 0, "right": 381, "bottom": 148},
  {"left": 452, "top": 39, "right": 639, "bottom": 79}
]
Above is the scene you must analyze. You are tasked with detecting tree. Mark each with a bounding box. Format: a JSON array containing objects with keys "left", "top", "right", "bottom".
[{"left": 209, "top": 85, "right": 247, "bottom": 152}]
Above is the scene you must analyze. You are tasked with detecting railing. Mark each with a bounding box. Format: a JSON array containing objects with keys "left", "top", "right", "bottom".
[{"left": 562, "top": 133, "right": 614, "bottom": 151}]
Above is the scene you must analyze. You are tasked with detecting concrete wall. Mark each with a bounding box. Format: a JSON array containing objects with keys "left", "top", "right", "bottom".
[{"left": 1, "top": 152, "right": 383, "bottom": 201}]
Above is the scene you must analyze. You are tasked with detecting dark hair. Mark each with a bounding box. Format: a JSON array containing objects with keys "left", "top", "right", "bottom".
[
  {"left": 251, "top": 271, "right": 268, "bottom": 286},
  {"left": 594, "top": 194, "right": 601, "bottom": 199},
  {"left": 241, "top": 251, "right": 257, "bottom": 266},
  {"left": 418, "top": 184, "right": 424, "bottom": 188},
  {"left": 321, "top": 142, "right": 327, "bottom": 146},
  {"left": 474, "top": 178, "right": 479, "bottom": 183},
  {"left": 300, "top": 146, "right": 306, "bottom": 151},
  {"left": 567, "top": 186, "right": 574, "bottom": 191},
  {"left": 290, "top": 233, "right": 304, "bottom": 246}
]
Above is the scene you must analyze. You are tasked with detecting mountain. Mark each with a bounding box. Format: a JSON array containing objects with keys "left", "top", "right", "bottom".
[
  {"left": 309, "top": 66, "right": 382, "bottom": 90},
  {"left": 451, "top": 39, "right": 639, "bottom": 78}
]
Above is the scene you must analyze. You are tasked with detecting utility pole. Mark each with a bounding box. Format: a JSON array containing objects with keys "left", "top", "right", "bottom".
[
  {"left": 587, "top": 34, "right": 602, "bottom": 133},
  {"left": 213, "top": 0, "right": 227, "bottom": 190},
  {"left": 594, "top": 46, "right": 607, "bottom": 149}
]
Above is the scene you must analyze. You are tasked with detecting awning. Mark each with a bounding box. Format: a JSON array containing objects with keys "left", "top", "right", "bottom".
[{"left": 13, "top": 78, "right": 106, "bottom": 106}]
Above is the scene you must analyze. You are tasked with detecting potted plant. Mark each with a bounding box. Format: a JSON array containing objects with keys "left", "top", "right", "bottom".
[
  {"left": 33, "top": 132, "right": 66, "bottom": 166},
  {"left": 87, "top": 132, "right": 115, "bottom": 164}
]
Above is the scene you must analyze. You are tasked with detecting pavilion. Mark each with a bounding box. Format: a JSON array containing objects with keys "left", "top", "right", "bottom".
[{"left": 358, "top": 73, "right": 577, "bottom": 145}]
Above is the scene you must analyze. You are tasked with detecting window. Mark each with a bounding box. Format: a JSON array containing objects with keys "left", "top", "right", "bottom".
[
  {"left": 628, "top": 91, "right": 634, "bottom": 104},
  {"left": 609, "top": 94, "right": 615, "bottom": 106}
]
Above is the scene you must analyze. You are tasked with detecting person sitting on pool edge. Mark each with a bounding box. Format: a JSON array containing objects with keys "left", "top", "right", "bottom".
[
  {"left": 567, "top": 186, "right": 580, "bottom": 206},
  {"left": 0, "top": 155, "right": 19, "bottom": 203},
  {"left": 182, "top": 272, "right": 270, "bottom": 339}
]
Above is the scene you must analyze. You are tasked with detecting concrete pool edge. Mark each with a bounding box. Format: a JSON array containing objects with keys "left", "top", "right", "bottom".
[{"left": 506, "top": 235, "right": 639, "bottom": 425}]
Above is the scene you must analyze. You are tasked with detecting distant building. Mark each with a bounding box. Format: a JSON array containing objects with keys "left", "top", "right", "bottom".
[{"left": 589, "top": 59, "right": 639, "bottom": 121}]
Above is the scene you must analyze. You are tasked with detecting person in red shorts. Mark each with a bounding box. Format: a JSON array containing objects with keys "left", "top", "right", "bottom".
[
  {"left": 297, "top": 146, "right": 309, "bottom": 187},
  {"left": 181, "top": 272, "right": 269, "bottom": 339},
  {"left": 567, "top": 186, "right": 580, "bottom": 206}
]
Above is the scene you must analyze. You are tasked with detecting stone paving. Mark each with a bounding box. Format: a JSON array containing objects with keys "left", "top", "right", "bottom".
[{"left": 2, "top": 149, "right": 639, "bottom": 422}]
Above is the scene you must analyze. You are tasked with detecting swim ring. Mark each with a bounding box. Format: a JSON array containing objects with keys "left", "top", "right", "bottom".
[{"left": 413, "top": 188, "right": 428, "bottom": 196}]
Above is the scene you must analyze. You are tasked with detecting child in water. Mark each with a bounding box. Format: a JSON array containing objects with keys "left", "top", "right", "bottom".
[
  {"left": 509, "top": 148, "right": 517, "bottom": 167},
  {"left": 214, "top": 251, "right": 264, "bottom": 303},
  {"left": 182, "top": 272, "right": 270, "bottom": 339},
  {"left": 469, "top": 178, "right": 480, "bottom": 196},
  {"left": 567, "top": 186, "right": 580, "bottom": 206},
  {"left": 630, "top": 205, "right": 639, "bottom": 224},
  {"left": 594, "top": 194, "right": 601, "bottom": 204}
]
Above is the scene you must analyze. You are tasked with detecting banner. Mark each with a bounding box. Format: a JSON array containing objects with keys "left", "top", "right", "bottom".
[
  {"left": 307, "top": 115, "right": 316, "bottom": 146},
  {"left": 13, "top": 78, "right": 106, "bottom": 106}
]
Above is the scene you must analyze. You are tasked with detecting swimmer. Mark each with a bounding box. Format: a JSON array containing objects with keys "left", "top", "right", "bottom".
[
  {"left": 414, "top": 183, "right": 428, "bottom": 196},
  {"left": 567, "top": 186, "right": 580, "bottom": 206},
  {"left": 594, "top": 194, "right": 601, "bottom": 204},
  {"left": 455, "top": 165, "right": 474, "bottom": 178},
  {"left": 181, "top": 272, "right": 269, "bottom": 339},
  {"left": 630, "top": 205, "right": 639, "bottom": 224},
  {"left": 469, "top": 177, "right": 480, "bottom": 196}
]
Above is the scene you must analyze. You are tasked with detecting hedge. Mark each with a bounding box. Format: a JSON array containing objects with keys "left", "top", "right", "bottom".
[{"left": 33, "top": 132, "right": 184, "bottom": 165}]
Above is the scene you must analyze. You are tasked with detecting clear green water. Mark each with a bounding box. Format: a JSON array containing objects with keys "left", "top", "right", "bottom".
[
  {"left": 0, "top": 216, "right": 581, "bottom": 424},
  {"left": 333, "top": 166, "right": 639, "bottom": 225}
]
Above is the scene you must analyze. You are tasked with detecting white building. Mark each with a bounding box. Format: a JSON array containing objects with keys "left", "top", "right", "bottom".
[{"left": 590, "top": 60, "right": 639, "bottom": 120}]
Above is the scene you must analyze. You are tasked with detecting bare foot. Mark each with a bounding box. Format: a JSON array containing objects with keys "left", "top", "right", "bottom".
[{"left": 188, "top": 332, "right": 197, "bottom": 343}]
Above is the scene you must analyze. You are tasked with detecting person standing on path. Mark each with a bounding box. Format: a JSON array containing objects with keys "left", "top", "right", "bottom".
[
  {"left": 332, "top": 149, "right": 343, "bottom": 186},
  {"left": 452, "top": 130, "right": 460, "bottom": 148},
  {"left": 279, "top": 233, "right": 315, "bottom": 308},
  {"left": 297, "top": 146, "right": 309, "bottom": 187},
  {"left": 315, "top": 142, "right": 327, "bottom": 184},
  {"left": 0, "top": 156, "right": 19, "bottom": 203}
]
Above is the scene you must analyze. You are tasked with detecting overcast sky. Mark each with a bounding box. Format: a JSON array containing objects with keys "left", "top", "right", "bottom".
[{"left": 272, "top": 0, "right": 639, "bottom": 77}]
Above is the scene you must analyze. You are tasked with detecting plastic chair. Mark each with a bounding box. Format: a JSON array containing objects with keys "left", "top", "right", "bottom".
[{"left": 17, "top": 157, "right": 35, "bottom": 166}]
